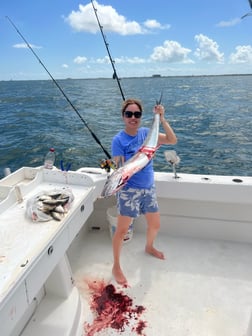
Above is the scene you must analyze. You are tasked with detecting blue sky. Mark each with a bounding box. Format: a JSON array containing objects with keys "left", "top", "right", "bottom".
[{"left": 1, "top": 0, "right": 252, "bottom": 80}]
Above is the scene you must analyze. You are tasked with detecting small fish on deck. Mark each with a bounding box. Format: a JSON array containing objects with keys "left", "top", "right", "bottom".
[{"left": 26, "top": 189, "right": 74, "bottom": 222}]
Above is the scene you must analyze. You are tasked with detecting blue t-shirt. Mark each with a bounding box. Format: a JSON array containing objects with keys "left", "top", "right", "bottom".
[{"left": 111, "top": 127, "right": 154, "bottom": 189}]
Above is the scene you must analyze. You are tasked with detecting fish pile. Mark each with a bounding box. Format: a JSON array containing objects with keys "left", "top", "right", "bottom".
[{"left": 26, "top": 189, "right": 74, "bottom": 222}]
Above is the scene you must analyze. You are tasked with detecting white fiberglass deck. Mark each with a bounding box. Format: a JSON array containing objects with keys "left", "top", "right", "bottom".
[{"left": 69, "top": 228, "right": 252, "bottom": 336}]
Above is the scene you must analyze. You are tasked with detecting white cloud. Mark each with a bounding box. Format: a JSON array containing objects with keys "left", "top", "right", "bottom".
[
  {"left": 65, "top": 1, "right": 143, "bottom": 35},
  {"left": 65, "top": 1, "right": 168, "bottom": 35},
  {"left": 216, "top": 18, "right": 240, "bottom": 27},
  {"left": 229, "top": 45, "right": 252, "bottom": 64},
  {"left": 150, "top": 40, "right": 192, "bottom": 63},
  {"left": 96, "top": 56, "right": 110, "bottom": 64},
  {"left": 62, "top": 64, "right": 69, "bottom": 68},
  {"left": 94, "top": 55, "right": 146, "bottom": 65},
  {"left": 194, "top": 34, "right": 224, "bottom": 63},
  {"left": 74, "top": 56, "right": 87, "bottom": 64},
  {"left": 115, "top": 56, "right": 146, "bottom": 64},
  {"left": 144, "top": 19, "right": 170, "bottom": 30},
  {"left": 13, "top": 43, "right": 42, "bottom": 49}
]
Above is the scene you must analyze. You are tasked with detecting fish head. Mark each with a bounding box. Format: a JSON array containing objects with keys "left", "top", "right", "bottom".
[{"left": 100, "top": 167, "right": 127, "bottom": 197}]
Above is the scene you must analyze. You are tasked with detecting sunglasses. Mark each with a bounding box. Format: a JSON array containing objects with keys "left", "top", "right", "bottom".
[{"left": 124, "top": 110, "right": 142, "bottom": 118}]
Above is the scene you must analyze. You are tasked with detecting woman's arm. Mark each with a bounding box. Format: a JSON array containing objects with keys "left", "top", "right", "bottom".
[{"left": 154, "top": 104, "right": 177, "bottom": 145}]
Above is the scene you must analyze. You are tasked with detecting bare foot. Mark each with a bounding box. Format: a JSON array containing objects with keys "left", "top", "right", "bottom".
[
  {"left": 112, "top": 265, "right": 128, "bottom": 285},
  {"left": 145, "top": 246, "right": 165, "bottom": 259}
]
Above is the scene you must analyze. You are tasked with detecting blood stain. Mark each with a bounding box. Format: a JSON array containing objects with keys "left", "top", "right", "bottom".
[{"left": 83, "top": 279, "right": 147, "bottom": 336}]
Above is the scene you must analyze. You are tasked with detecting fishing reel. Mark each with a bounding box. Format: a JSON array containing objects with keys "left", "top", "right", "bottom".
[{"left": 100, "top": 159, "right": 116, "bottom": 173}]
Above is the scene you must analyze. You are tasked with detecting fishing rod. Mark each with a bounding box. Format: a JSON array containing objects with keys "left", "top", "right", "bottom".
[
  {"left": 6, "top": 15, "right": 112, "bottom": 160},
  {"left": 91, "top": 0, "right": 125, "bottom": 101}
]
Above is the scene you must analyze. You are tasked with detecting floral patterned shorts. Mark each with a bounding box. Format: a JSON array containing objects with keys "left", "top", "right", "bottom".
[{"left": 116, "top": 185, "right": 159, "bottom": 218}]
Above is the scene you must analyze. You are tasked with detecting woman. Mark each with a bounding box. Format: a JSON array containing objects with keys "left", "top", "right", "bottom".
[{"left": 112, "top": 98, "right": 177, "bottom": 285}]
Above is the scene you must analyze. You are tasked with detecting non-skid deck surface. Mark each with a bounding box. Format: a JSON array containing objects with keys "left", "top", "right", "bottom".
[{"left": 68, "top": 229, "right": 252, "bottom": 336}]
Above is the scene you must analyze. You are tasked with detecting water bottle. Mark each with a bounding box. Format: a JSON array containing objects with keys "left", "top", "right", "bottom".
[{"left": 44, "top": 148, "right": 55, "bottom": 169}]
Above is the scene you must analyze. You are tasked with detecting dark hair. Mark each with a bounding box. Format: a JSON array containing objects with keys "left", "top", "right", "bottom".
[{"left": 121, "top": 98, "right": 143, "bottom": 115}]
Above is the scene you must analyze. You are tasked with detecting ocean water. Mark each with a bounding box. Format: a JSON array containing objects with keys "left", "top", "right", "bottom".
[{"left": 1, "top": 75, "right": 252, "bottom": 179}]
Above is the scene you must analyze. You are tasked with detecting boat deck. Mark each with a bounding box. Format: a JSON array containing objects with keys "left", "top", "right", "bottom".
[{"left": 68, "top": 228, "right": 252, "bottom": 336}]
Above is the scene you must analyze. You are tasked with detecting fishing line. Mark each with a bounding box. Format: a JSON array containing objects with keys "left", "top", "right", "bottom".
[
  {"left": 91, "top": 0, "right": 125, "bottom": 101},
  {"left": 6, "top": 15, "right": 112, "bottom": 160}
]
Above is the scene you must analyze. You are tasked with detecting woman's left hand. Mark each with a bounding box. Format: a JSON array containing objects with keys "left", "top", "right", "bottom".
[{"left": 154, "top": 104, "right": 165, "bottom": 121}]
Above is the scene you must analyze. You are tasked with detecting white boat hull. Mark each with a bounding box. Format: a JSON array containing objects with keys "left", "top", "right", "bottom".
[{"left": 1, "top": 166, "right": 252, "bottom": 335}]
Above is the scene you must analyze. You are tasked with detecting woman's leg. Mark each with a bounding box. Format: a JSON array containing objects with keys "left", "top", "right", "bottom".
[
  {"left": 144, "top": 212, "right": 165, "bottom": 259},
  {"left": 112, "top": 215, "right": 132, "bottom": 284}
]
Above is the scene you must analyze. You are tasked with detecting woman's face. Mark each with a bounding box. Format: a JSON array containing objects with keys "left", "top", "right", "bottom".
[{"left": 122, "top": 103, "right": 142, "bottom": 133}]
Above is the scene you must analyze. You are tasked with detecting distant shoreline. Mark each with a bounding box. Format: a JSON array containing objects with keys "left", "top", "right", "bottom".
[{"left": 1, "top": 73, "right": 252, "bottom": 82}]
